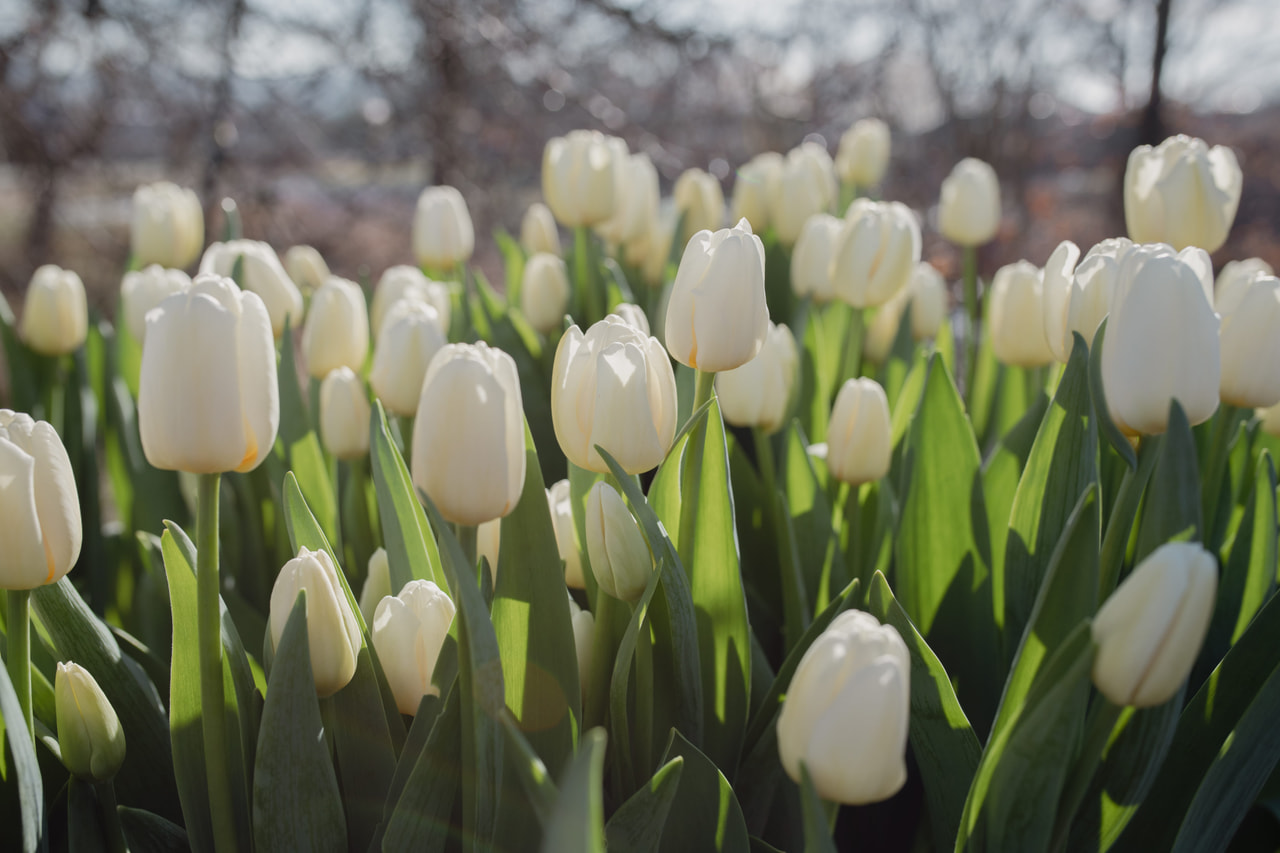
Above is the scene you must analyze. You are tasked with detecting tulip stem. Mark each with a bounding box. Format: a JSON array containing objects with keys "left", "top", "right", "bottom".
[
  {"left": 633, "top": 605, "right": 654, "bottom": 779},
  {"left": 456, "top": 524, "right": 479, "bottom": 578},
  {"left": 962, "top": 245, "right": 979, "bottom": 402},
  {"left": 1049, "top": 699, "right": 1125, "bottom": 853},
  {"left": 6, "top": 588, "right": 33, "bottom": 742},
  {"left": 585, "top": 596, "right": 618, "bottom": 730},
  {"left": 95, "top": 780, "right": 128, "bottom": 853},
  {"left": 196, "top": 472, "right": 237, "bottom": 853},
  {"left": 1098, "top": 437, "right": 1161, "bottom": 601},
  {"left": 1201, "top": 403, "right": 1242, "bottom": 550},
  {"left": 823, "top": 797, "right": 840, "bottom": 833},
  {"left": 691, "top": 369, "right": 715, "bottom": 417},
  {"left": 574, "top": 227, "right": 602, "bottom": 325},
  {"left": 837, "top": 306, "right": 865, "bottom": 386}
]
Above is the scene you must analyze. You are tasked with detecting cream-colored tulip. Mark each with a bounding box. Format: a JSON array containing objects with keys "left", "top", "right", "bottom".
[
  {"left": 776, "top": 610, "right": 909, "bottom": 804},
  {"left": 674, "top": 168, "right": 726, "bottom": 246},
  {"left": 836, "top": 119, "right": 891, "bottom": 189},
  {"left": 520, "top": 202, "right": 562, "bottom": 256},
  {"left": 547, "top": 479, "right": 584, "bottom": 588},
  {"left": 131, "top": 182, "right": 203, "bottom": 270},
  {"left": 21, "top": 265, "right": 87, "bottom": 356},
  {"left": 320, "top": 367, "right": 371, "bottom": 461},
  {"left": 413, "top": 185, "right": 475, "bottom": 269},
  {"left": 411, "top": 342, "right": 525, "bottom": 525},
  {"left": 520, "top": 253, "right": 571, "bottom": 334},
  {"left": 0, "top": 411, "right": 82, "bottom": 589},
  {"left": 831, "top": 200, "right": 921, "bottom": 308},
  {"left": 199, "top": 240, "right": 303, "bottom": 338},
  {"left": 612, "top": 302, "right": 650, "bottom": 336},
  {"left": 989, "top": 261, "right": 1055, "bottom": 368},
  {"left": 716, "top": 323, "right": 798, "bottom": 433},
  {"left": 55, "top": 662, "right": 126, "bottom": 782},
  {"left": 302, "top": 276, "right": 370, "bottom": 379},
  {"left": 477, "top": 517, "right": 501, "bottom": 587},
  {"left": 1125, "top": 134, "right": 1242, "bottom": 253},
  {"left": 359, "top": 548, "right": 391, "bottom": 625},
  {"left": 826, "top": 378, "right": 891, "bottom": 486},
  {"left": 731, "top": 152, "right": 783, "bottom": 233},
  {"left": 567, "top": 595, "right": 594, "bottom": 701},
  {"left": 139, "top": 274, "right": 279, "bottom": 473},
  {"left": 665, "top": 219, "right": 770, "bottom": 372},
  {"left": 1215, "top": 258, "right": 1274, "bottom": 310},
  {"left": 120, "top": 265, "right": 191, "bottom": 344},
  {"left": 542, "top": 130, "right": 617, "bottom": 227},
  {"left": 284, "top": 245, "right": 330, "bottom": 292},
  {"left": 772, "top": 144, "right": 837, "bottom": 247},
  {"left": 585, "top": 481, "right": 652, "bottom": 602},
  {"left": 553, "top": 314, "right": 677, "bottom": 474},
  {"left": 863, "top": 262, "right": 948, "bottom": 363},
  {"left": 1259, "top": 399, "right": 1280, "bottom": 437},
  {"left": 624, "top": 205, "right": 678, "bottom": 289},
  {"left": 1218, "top": 274, "right": 1280, "bottom": 408},
  {"left": 371, "top": 266, "right": 450, "bottom": 339},
  {"left": 1044, "top": 237, "right": 1135, "bottom": 363},
  {"left": 600, "top": 151, "right": 659, "bottom": 247},
  {"left": 372, "top": 579, "right": 456, "bottom": 714},
  {"left": 269, "top": 546, "right": 362, "bottom": 697},
  {"left": 369, "top": 300, "right": 447, "bottom": 416},
  {"left": 791, "top": 214, "right": 843, "bottom": 303},
  {"left": 938, "top": 158, "right": 1001, "bottom": 247}
]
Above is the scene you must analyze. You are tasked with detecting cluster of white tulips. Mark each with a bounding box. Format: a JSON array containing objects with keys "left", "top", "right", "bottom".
[{"left": 2, "top": 113, "right": 1277, "bottom": 853}]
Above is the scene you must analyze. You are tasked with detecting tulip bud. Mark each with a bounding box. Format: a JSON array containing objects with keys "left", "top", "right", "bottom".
[
  {"left": 547, "top": 479, "right": 584, "bottom": 588},
  {"left": 520, "top": 202, "right": 562, "bottom": 256},
  {"left": 1124, "top": 134, "right": 1242, "bottom": 253},
  {"left": 1101, "top": 244, "right": 1220, "bottom": 435},
  {"left": 553, "top": 314, "right": 677, "bottom": 474},
  {"left": 624, "top": 205, "right": 678, "bottom": 289},
  {"left": 600, "top": 152, "right": 659, "bottom": 247},
  {"left": 673, "top": 168, "right": 726, "bottom": 245},
  {"left": 835, "top": 119, "right": 891, "bottom": 189},
  {"left": 200, "top": 240, "right": 303, "bottom": 339},
  {"left": 371, "top": 266, "right": 451, "bottom": 339},
  {"left": 139, "top": 274, "right": 279, "bottom": 473},
  {"left": 1043, "top": 238, "right": 1134, "bottom": 363},
  {"left": 269, "top": 546, "right": 363, "bottom": 697},
  {"left": 988, "top": 261, "right": 1055, "bottom": 368},
  {"left": 1092, "top": 541, "right": 1216, "bottom": 707},
  {"left": 666, "top": 219, "right": 770, "bottom": 372},
  {"left": 568, "top": 594, "right": 594, "bottom": 700},
  {"left": 120, "top": 265, "right": 192, "bottom": 345},
  {"left": 21, "top": 265, "right": 88, "bottom": 356},
  {"left": 131, "top": 182, "right": 204, "bottom": 270},
  {"left": 716, "top": 322, "right": 798, "bottom": 433},
  {"left": 1218, "top": 274, "right": 1280, "bottom": 408},
  {"left": 831, "top": 200, "right": 921, "bottom": 308},
  {"left": 938, "top": 158, "right": 1001, "bottom": 247},
  {"left": 776, "top": 610, "right": 909, "bottom": 805},
  {"left": 862, "top": 262, "right": 948, "bottom": 363},
  {"left": 791, "top": 214, "right": 843, "bottom": 304},
  {"left": 55, "top": 662, "right": 126, "bottom": 782},
  {"left": 372, "top": 579, "right": 456, "bottom": 715},
  {"left": 731, "top": 152, "right": 783, "bottom": 233},
  {"left": 370, "top": 300, "right": 447, "bottom": 416},
  {"left": 1258, "top": 399, "right": 1280, "bottom": 438},
  {"left": 0, "top": 411, "right": 82, "bottom": 589},
  {"left": 320, "top": 367, "right": 371, "bottom": 461},
  {"left": 359, "top": 548, "right": 391, "bottom": 625},
  {"left": 542, "top": 130, "right": 617, "bottom": 227},
  {"left": 520, "top": 253, "right": 571, "bottom": 334},
  {"left": 412, "top": 342, "right": 526, "bottom": 525},
  {"left": 585, "top": 482, "right": 652, "bottom": 602},
  {"left": 827, "top": 378, "right": 891, "bottom": 486},
  {"left": 1216, "top": 258, "right": 1274, "bottom": 306},
  {"left": 413, "top": 186, "right": 475, "bottom": 270},
  {"left": 302, "top": 277, "right": 370, "bottom": 379},
  {"left": 477, "top": 517, "right": 501, "bottom": 587},
  {"left": 284, "top": 245, "right": 331, "bottom": 293},
  {"left": 612, "top": 302, "right": 650, "bottom": 336},
  {"left": 772, "top": 144, "right": 837, "bottom": 247}
]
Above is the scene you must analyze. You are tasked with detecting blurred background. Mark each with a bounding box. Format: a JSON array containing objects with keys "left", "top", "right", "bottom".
[{"left": 2, "top": 0, "right": 1278, "bottom": 312}]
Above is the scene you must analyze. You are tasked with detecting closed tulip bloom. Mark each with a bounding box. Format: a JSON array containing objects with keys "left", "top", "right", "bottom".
[
  {"left": 731, "top": 152, "right": 783, "bottom": 233},
  {"left": 413, "top": 185, "right": 475, "bottom": 269},
  {"left": 131, "top": 181, "right": 204, "bottom": 270},
  {"left": 0, "top": 411, "right": 82, "bottom": 589},
  {"left": 1102, "top": 244, "right": 1220, "bottom": 435},
  {"left": 863, "top": 262, "right": 949, "bottom": 363},
  {"left": 624, "top": 205, "right": 678, "bottom": 289},
  {"left": 1043, "top": 237, "right": 1135, "bottom": 363},
  {"left": 412, "top": 342, "right": 525, "bottom": 525},
  {"left": 547, "top": 479, "right": 584, "bottom": 588},
  {"left": 567, "top": 596, "right": 594, "bottom": 700},
  {"left": 1218, "top": 274, "right": 1280, "bottom": 408},
  {"left": 372, "top": 579, "right": 456, "bottom": 715},
  {"left": 477, "top": 517, "right": 501, "bottom": 586},
  {"left": 302, "top": 277, "right": 370, "bottom": 379},
  {"left": 284, "top": 245, "right": 330, "bottom": 293},
  {"left": 371, "top": 266, "right": 450, "bottom": 339},
  {"left": 21, "top": 265, "right": 88, "bottom": 356},
  {"left": 666, "top": 219, "right": 770, "bottom": 372},
  {"left": 520, "top": 253, "right": 571, "bottom": 334},
  {"left": 542, "top": 130, "right": 617, "bottom": 227},
  {"left": 716, "top": 322, "right": 798, "bottom": 433},
  {"left": 989, "top": 261, "right": 1055, "bottom": 368},
  {"left": 553, "top": 314, "right": 677, "bottom": 474},
  {"left": 827, "top": 378, "right": 891, "bottom": 486},
  {"left": 200, "top": 240, "right": 303, "bottom": 339},
  {"left": 1215, "top": 258, "right": 1274, "bottom": 307},
  {"left": 1259, "top": 399, "right": 1280, "bottom": 437},
  {"left": 1092, "top": 542, "right": 1216, "bottom": 707},
  {"left": 673, "top": 168, "right": 726, "bottom": 245},
  {"left": 520, "top": 202, "right": 562, "bottom": 256},
  {"left": 600, "top": 152, "right": 659, "bottom": 247},
  {"left": 320, "top": 367, "right": 371, "bottom": 461},
  {"left": 370, "top": 300, "right": 447, "bottom": 416},
  {"left": 791, "top": 214, "right": 843, "bottom": 303},
  {"left": 772, "top": 145, "right": 837, "bottom": 247},
  {"left": 832, "top": 200, "right": 921, "bottom": 308},
  {"left": 359, "top": 548, "right": 391, "bottom": 625},
  {"left": 55, "top": 662, "right": 126, "bottom": 782},
  {"left": 938, "top": 158, "right": 1001, "bottom": 247},
  {"left": 139, "top": 274, "right": 279, "bottom": 473},
  {"left": 1125, "top": 134, "right": 1242, "bottom": 253},
  {"left": 585, "top": 481, "right": 652, "bottom": 602},
  {"left": 836, "top": 119, "right": 891, "bottom": 189},
  {"left": 269, "top": 547, "right": 363, "bottom": 697},
  {"left": 776, "top": 610, "right": 909, "bottom": 804},
  {"left": 120, "top": 265, "right": 191, "bottom": 344},
  {"left": 612, "top": 302, "right": 650, "bottom": 336}
]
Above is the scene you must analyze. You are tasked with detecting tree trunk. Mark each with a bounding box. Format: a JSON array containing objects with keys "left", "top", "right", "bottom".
[{"left": 1140, "top": 0, "right": 1173, "bottom": 146}]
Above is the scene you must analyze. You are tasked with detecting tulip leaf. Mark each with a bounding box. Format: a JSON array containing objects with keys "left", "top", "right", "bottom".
[
  {"left": 981, "top": 388, "right": 1050, "bottom": 597},
  {"left": 541, "top": 728, "right": 607, "bottom": 853},
  {"left": 879, "top": 301, "right": 918, "bottom": 410},
  {"left": 1133, "top": 399, "right": 1202, "bottom": 566},
  {"left": 379, "top": 687, "right": 462, "bottom": 852},
  {"left": 68, "top": 776, "right": 108, "bottom": 853},
  {"left": 727, "top": 434, "right": 786, "bottom": 653},
  {"left": 782, "top": 422, "right": 837, "bottom": 612},
  {"left": 798, "top": 765, "right": 838, "bottom": 853},
  {"left": 499, "top": 710, "right": 558, "bottom": 827},
  {"left": 967, "top": 313, "right": 1000, "bottom": 442},
  {"left": 282, "top": 471, "right": 366, "bottom": 633},
  {"left": 657, "top": 729, "right": 751, "bottom": 853},
  {"left": 609, "top": 563, "right": 664, "bottom": 796},
  {"left": 276, "top": 321, "right": 338, "bottom": 545},
  {"left": 1087, "top": 318, "right": 1139, "bottom": 470},
  {"left": 251, "top": 594, "right": 347, "bottom": 853},
  {"left": 0, "top": 644, "right": 43, "bottom": 853},
  {"left": 327, "top": 647, "right": 399, "bottom": 852},
  {"left": 604, "top": 755, "right": 685, "bottom": 853},
  {"left": 118, "top": 806, "right": 191, "bottom": 853}
]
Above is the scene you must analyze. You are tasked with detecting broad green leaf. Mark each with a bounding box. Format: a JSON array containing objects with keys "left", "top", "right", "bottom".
[
  {"left": 968, "top": 315, "right": 1000, "bottom": 441},
  {"left": 329, "top": 648, "right": 398, "bottom": 851},
  {"left": 782, "top": 422, "right": 836, "bottom": 612},
  {"left": 282, "top": 471, "right": 366, "bottom": 633},
  {"left": 605, "top": 756, "right": 685, "bottom": 853},
  {"left": 981, "top": 390, "right": 1050, "bottom": 597},
  {"left": 494, "top": 227, "right": 526, "bottom": 304},
  {"left": 0, "top": 648, "right": 43, "bottom": 853},
  {"left": 610, "top": 566, "right": 663, "bottom": 796},
  {"left": 1087, "top": 318, "right": 1138, "bottom": 470},
  {"left": 380, "top": 688, "right": 461, "bottom": 852},
  {"left": 277, "top": 322, "right": 337, "bottom": 543},
  {"left": 68, "top": 776, "right": 108, "bottom": 853},
  {"left": 500, "top": 710, "right": 558, "bottom": 827},
  {"left": 541, "top": 728, "right": 607, "bottom": 853},
  {"left": 878, "top": 302, "right": 918, "bottom": 410},
  {"left": 657, "top": 729, "right": 751, "bottom": 853},
  {"left": 1133, "top": 399, "right": 1202, "bottom": 565},
  {"left": 763, "top": 232, "right": 796, "bottom": 330},
  {"left": 728, "top": 434, "right": 784, "bottom": 654},
  {"left": 118, "top": 807, "right": 190, "bottom": 853},
  {"left": 798, "top": 765, "right": 837, "bottom": 853}
]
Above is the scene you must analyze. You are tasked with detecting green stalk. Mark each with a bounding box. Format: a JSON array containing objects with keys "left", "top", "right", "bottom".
[
  {"left": 691, "top": 369, "right": 715, "bottom": 419},
  {"left": 196, "top": 473, "right": 237, "bottom": 853},
  {"left": 457, "top": 524, "right": 478, "bottom": 578},
  {"left": 755, "top": 427, "right": 807, "bottom": 648},
  {"left": 95, "top": 780, "right": 129, "bottom": 853},
  {"left": 574, "top": 226, "right": 602, "bottom": 325},
  {"left": 1098, "top": 438, "right": 1161, "bottom": 601},
  {"left": 6, "top": 588, "right": 32, "bottom": 742},
  {"left": 962, "top": 245, "right": 979, "bottom": 403},
  {"left": 677, "top": 370, "right": 716, "bottom": 574},
  {"left": 634, "top": 607, "right": 654, "bottom": 779},
  {"left": 1049, "top": 699, "right": 1125, "bottom": 853},
  {"left": 584, "top": 596, "right": 616, "bottom": 729},
  {"left": 1201, "top": 403, "right": 1242, "bottom": 548},
  {"left": 836, "top": 305, "right": 865, "bottom": 386},
  {"left": 817, "top": 481, "right": 854, "bottom": 613},
  {"left": 823, "top": 797, "right": 840, "bottom": 833}
]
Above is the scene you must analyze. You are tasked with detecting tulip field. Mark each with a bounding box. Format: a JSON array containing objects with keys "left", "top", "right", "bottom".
[{"left": 4, "top": 122, "right": 1280, "bottom": 853}]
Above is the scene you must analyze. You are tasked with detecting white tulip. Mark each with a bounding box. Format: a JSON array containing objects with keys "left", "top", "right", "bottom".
[
  {"left": 0, "top": 411, "right": 82, "bottom": 589},
  {"left": 372, "top": 579, "right": 456, "bottom": 715},
  {"left": 791, "top": 214, "right": 844, "bottom": 304},
  {"left": 369, "top": 300, "right": 447, "bottom": 417},
  {"left": 674, "top": 168, "right": 726, "bottom": 245},
  {"left": 772, "top": 144, "right": 837, "bottom": 247},
  {"left": 831, "top": 200, "right": 921, "bottom": 308},
  {"left": 120, "top": 265, "right": 192, "bottom": 345},
  {"left": 988, "top": 260, "right": 1055, "bottom": 368},
  {"left": 371, "top": 266, "right": 451, "bottom": 339},
  {"left": 731, "top": 152, "right": 783, "bottom": 233},
  {"left": 269, "top": 547, "right": 362, "bottom": 697},
  {"left": 1125, "top": 134, "right": 1242, "bottom": 253},
  {"left": 835, "top": 119, "right": 891, "bottom": 189},
  {"left": 585, "top": 482, "right": 652, "bottom": 602},
  {"left": 1218, "top": 274, "right": 1280, "bottom": 408},
  {"left": 716, "top": 323, "right": 798, "bottom": 434},
  {"left": 827, "top": 378, "right": 891, "bottom": 486},
  {"left": 131, "top": 182, "right": 204, "bottom": 270},
  {"left": 547, "top": 479, "right": 584, "bottom": 588},
  {"left": 520, "top": 202, "right": 562, "bottom": 256},
  {"left": 520, "top": 253, "right": 571, "bottom": 334},
  {"left": 319, "top": 367, "right": 371, "bottom": 461},
  {"left": 21, "top": 265, "right": 88, "bottom": 356},
  {"left": 302, "top": 277, "right": 369, "bottom": 379},
  {"left": 413, "top": 186, "right": 475, "bottom": 269},
  {"left": 199, "top": 240, "right": 303, "bottom": 339},
  {"left": 283, "top": 245, "right": 330, "bottom": 292},
  {"left": 542, "top": 130, "right": 617, "bottom": 228},
  {"left": 359, "top": 548, "right": 391, "bottom": 625},
  {"left": 938, "top": 158, "right": 1001, "bottom": 247}
]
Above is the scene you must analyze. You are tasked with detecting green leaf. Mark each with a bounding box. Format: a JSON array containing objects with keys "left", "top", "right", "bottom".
[
  {"left": 981, "top": 390, "right": 1050, "bottom": 601},
  {"left": 68, "top": 776, "right": 108, "bottom": 853},
  {"left": 282, "top": 472, "right": 367, "bottom": 634},
  {"left": 781, "top": 422, "right": 836, "bottom": 611},
  {"left": 1088, "top": 318, "right": 1138, "bottom": 470},
  {"left": 609, "top": 565, "right": 663, "bottom": 796},
  {"left": 380, "top": 688, "right": 462, "bottom": 852},
  {"left": 329, "top": 647, "right": 399, "bottom": 851},
  {"left": 657, "top": 729, "right": 751, "bottom": 853},
  {"left": 118, "top": 807, "right": 190, "bottom": 853},
  {"left": 541, "top": 728, "right": 607, "bottom": 853},
  {"left": 0, "top": 645, "right": 43, "bottom": 853},
  {"left": 798, "top": 765, "right": 837, "bottom": 853},
  {"left": 277, "top": 321, "right": 338, "bottom": 544},
  {"left": 604, "top": 756, "right": 685, "bottom": 853},
  {"left": 1133, "top": 399, "right": 1202, "bottom": 565},
  {"left": 500, "top": 710, "right": 558, "bottom": 827}
]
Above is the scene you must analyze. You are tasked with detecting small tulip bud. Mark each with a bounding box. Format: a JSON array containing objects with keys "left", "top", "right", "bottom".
[
  {"left": 862, "top": 262, "right": 948, "bottom": 364},
  {"left": 520, "top": 202, "right": 562, "bottom": 256},
  {"left": 772, "top": 144, "right": 837, "bottom": 247},
  {"left": 21, "top": 265, "right": 88, "bottom": 356},
  {"left": 199, "top": 240, "right": 303, "bottom": 339},
  {"left": 716, "top": 322, "right": 799, "bottom": 434},
  {"left": 547, "top": 479, "right": 584, "bottom": 588},
  {"left": 0, "top": 411, "right": 82, "bottom": 589},
  {"left": 1216, "top": 258, "right": 1274, "bottom": 304},
  {"left": 673, "top": 168, "right": 726, "bottom": 245},
  {"left": 520, "top": 253, "right": 571, "bottom": 334},
  {"left": 567, "top": 595, "right": 594, "bottom": 701},
  {"left": 371, "top": 266, "right": 450, "bottom": 339},
  {"left": 302, "top": 277, "right": 370, "bottom": 379},
  {"left": 55, "top": 662, "right": 126, "bottom": 782},
  {"left": 542, "top": 130, "right": 617, "bottom": 228},
  {"left": 1092, "top": 541, "right": 1216, "bottom": 708},
  {"left": 413, "top": 186, "right": 475, "bottom": 270},
  {"left": 731, "top": 152, "right": 783, "bottom": 233},
  {"left": 776, "top": 610, "right": 909, "bottom": 805},
  {"left": 938, "top": 158, "right": 1001, "bottom": 247},
  {"left": 835, "top": 119, "right": 891, "bottom": 189},
  {"left": 600, "top": 151, "right": 659, "bottom": 247},
  {"left": 611, "top": 303, "right": 650, "bottom": 335},
  {"left": 370, "top": 300, "right": 447, "bottom": 417},
  {"left": 120, "top": 265, "right": 191, "bottom": 345},
  {"left": 790, "top": 214, "right": 844, "bottom": 303},
  {"left": 372, "top": 579, "right": 456, "bottom": 715},
  {"left": 131, "top": 181, "right": 204, "bottom": 270},
  {"left": 359, "top": 548, "right": 391, "bottom": 625},
  {"left": 988, "top": 260, "right": 1055, "bottom": 368},
  {"left": 477, "top": 517, "right": 501, "bottom": 587},
  {"left": 269, "top": 547, "right": 363, "bottom": 697},
  {"left": 585, "top": 482, "right": 652, "bottom": 602},
  {"left": 1125, "top": 134, "right": 1242, "bottom": 253},
  {"left": 831, "top": 200, "right": 921, "bottom": 308},
  {"left": 1218, "top": 274, "right": 1280, "bottom": 408},
  {"left": 827, "top": 378, "right": 891, "bottom": 486},
  {"left": 283, "top": 245, "right": 331, "bottom": 293},
  {"left": 139, "top": 274, "right": 279, "bottom": 474},
  {"left": 320, "top": 367, "right": 371, "bottom": 461}
]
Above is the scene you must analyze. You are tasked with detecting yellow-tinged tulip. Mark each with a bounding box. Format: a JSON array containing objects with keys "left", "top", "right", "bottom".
[
  {"left": 1125, "top": 134, "right": 1242, "bottom": 253},
  {"left": 302, "top": 276, "right": 369, "bottom": 379},
  {"left": 835, "top": 119, "right": 891, "bottom": 189},
  {"left": 199, "top": 240, "right": 302, "bottom": 339},
  {"left": 520, "top": 202, "right": 562, "bottom": 256},
  {"left": 988, "top": 260, "right": 1055, "bottom": 368},
  {"left": 477, "top": 517, "right": 501, "bottom": 586},
  {"left": 138, "top": 274, "right": 279, "bottom": 474},
  {"left": 120, "top": 265, "right": 191, "bottom": 345},
  {"left": 359, "top": 548, "right": 391, "bottom": 625},
  {"left": 716, "top": 322, "right": 798, "bottom": 434},
  {"left": 831, "top": 200, "right": 921, "bottom": 308},
  {"left": 55, "top": 662, "right": 126, "bottom": 782},
  {"left": 284, "top": 245, "right": 331, "bottom": 292},
  {"left": 21, "top": 265, "right": 87, "bottom": 356},
  {"left": 369, "top": 300, "right": 447, "bottom": 417},
  {"left": 371, "top": 265, "right": 450, "bottom": 339},
  {"left": 269, "top": 546, "right": 362, "bottom": 697},
  {"left": 320, "top": 367, "right": 371, "bottom": 461},
  {"left": 826, "top": 378, "right": 891, "bottom": 486},
  {"left": 0, "top": 410, "right": 81, "bottom": 589},
  {"left": 131, "top": 181, "right": 204, "bottom": 270},
  {"left": 1218, "top": 274, "right": 1280, "bottom": 408},
  {"left": 547, "top": 479, "right": 584, "bottom": 588},
  {"left": 520, "top": 253, "right": 571, "bottom": 334},
  {"left": 673, "top": 168, "right": 726, "bottom": 245},
  {"left": 612, "top": 302, "right": 650, "bottom": 336},
  {"left": 863, "top": 261, "right": 948, "bottom": 363},
  {"left": 568, "top": 594, "right": 594, "bottom": 700},
  {"left": 552, "top": 314, "right": 677, "bottom": 474},
  {"left": 585, "top": 481, "right": 652, "bottom": 602},
  {"left": 772, "top": 144, "right": 837, "bottom": 247},
  {"left": 411, "top": 342, "right": 525, "bottom": 525},
  {"left": 542, "top": 130, "right": 617, "bottom": 228},
  {"left": 600, "top": 151, "right": 659, "bottom": 247},
  {"left": 372, "top": 579, "right": 456, "bottom": 715},
  {"left": 665, "top": 219, "right": 770, "bottom": 372},
  {"left": 776, "top": 610, "right": 909, "bottom": 805},
  {"left": 938, "top": 158, "right": 1001, "bottom": 247},
  {"left": 413, "top": 185, "right": 475, "bottom": 269},
  {"left": 1216, "top": 258, "right": 1274, "bottom": 305},
  {"left": 791, "top": 214, "right": 844, "bottom": 303},
  {"left": 1092, "top": 541, "right": 1216, "bottom": 708},
  {"left": 731, "top": 152, "right": 783, "bottom": 233}
]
